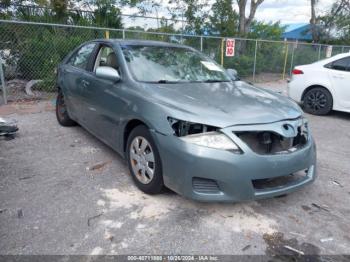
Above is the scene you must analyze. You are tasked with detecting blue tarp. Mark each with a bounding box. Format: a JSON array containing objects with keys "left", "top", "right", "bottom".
[{"left": 282, "top": 24, "right": 312, "bottom": 41}]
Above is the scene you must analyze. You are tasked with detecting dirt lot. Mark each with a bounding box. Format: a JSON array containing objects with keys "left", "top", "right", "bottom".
[{"left": 1, "top": 84, "right": 350, "bottom": 256}]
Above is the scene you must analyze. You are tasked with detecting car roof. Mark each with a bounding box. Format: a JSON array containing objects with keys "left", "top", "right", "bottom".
[
  {"left": 91, "top": 39, "right": 192, "bottom": 49},
  {"left": 313, "top": 52, "right": 350, "bottom": 65},
  {"left": 329, "top": 52, "right": 350, "bottom": 60}
]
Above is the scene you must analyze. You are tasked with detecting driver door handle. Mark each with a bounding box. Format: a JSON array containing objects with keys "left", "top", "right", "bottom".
[{"left": 81, "top": 79, "right": 90, "bottom": 88}]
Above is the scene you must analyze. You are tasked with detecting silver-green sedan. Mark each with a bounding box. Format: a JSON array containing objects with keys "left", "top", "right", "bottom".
[{"left": 56, "top": 39, "right": 316, "bottom": 202}]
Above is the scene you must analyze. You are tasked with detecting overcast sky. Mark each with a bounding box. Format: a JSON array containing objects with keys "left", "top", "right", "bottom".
[
  {"left": 121, "top": 0, "right": 336, "bottom": 29},
  {"left": 255, "top": 0, "right": 334, "bottom": 24}
]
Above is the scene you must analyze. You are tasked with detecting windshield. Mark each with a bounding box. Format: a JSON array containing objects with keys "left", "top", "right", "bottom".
[{"left": 121, "top": 45, "right": 231, "bottom": 83}]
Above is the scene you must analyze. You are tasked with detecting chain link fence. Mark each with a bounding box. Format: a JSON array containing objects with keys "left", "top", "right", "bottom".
[
  {"left": 0, "top": 4, "right": 188, "bottom": 31},
  {"left": 1, "top": 19, "right": 350, "bottom": 104}
]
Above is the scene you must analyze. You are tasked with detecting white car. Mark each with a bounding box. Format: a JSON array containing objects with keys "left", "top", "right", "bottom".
[{"left": 288, "top": 53, "right": 350, "bottom": 115}]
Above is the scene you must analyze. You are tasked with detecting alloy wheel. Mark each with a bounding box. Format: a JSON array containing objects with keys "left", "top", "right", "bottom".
[
  {"left": 129, "top": 136, "right": 155, "bottom": 184},
  {"left": 305, "top": 90, "right": 327, "bottom": 111}
]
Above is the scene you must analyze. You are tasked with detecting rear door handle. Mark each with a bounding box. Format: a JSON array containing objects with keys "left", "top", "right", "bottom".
[{"left": 333, "top": 74, "right": 345, "bottom": 79}]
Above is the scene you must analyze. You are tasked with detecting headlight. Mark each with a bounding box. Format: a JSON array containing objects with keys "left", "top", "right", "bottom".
[
  {"left": 180, "top": 131, "right": 241, "bottom": 153},
  {"left": 167, "top": 117, "right": 241, "bottom": 153}
]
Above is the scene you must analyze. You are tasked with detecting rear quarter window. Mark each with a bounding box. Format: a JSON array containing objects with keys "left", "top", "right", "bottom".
[{"left": 325, "top": 57, "right": 350, "bottom": 71}]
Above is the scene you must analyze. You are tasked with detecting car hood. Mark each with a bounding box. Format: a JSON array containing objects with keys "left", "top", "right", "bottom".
[{"left": 144, "top": 81, "right": 302, "bottom": 128}]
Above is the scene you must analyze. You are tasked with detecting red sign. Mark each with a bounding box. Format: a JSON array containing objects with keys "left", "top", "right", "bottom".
[{"left": 225, "top": 39, "right": 235, "bottom": 57}]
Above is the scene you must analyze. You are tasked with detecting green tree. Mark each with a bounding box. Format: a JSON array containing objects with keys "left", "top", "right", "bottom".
[
  {"left": 93, "top": 0, "right": 123, "bottom": 28},
  {"left": 168, "top": 0, "right": 209, "bottom": 34},
  {"left": 248, "top": 21, "right": 285, "bottom": 40},
  {"left": 318, "top": 0, "right": 350, "bottom": 44},
  {"left": 208, "top": 0, "right": 238, "bottom": 36}
]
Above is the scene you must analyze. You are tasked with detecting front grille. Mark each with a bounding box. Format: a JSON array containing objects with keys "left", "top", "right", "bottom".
[
  {"left": 252, "top": 169, "right": 308, "bottom": 190},
  {"left": 235, "top": 128, "right": 307, "bottom": 155},
  {"left": 192, "top": 177, "right": 221, "bottom": 194}
]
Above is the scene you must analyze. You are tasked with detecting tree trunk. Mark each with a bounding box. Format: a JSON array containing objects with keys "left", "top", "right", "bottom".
[
  {"left": 237, "top": 0, "right": 247, "bottom": 35},
  {"left": 310, "top": 0, "right": 318, "bottom": 42},
  {"left": 237, "top": 0, "right": 264, "bottom": 36},
  {"left": 236, "top": 0, "right": 263, "bottom": 56}
]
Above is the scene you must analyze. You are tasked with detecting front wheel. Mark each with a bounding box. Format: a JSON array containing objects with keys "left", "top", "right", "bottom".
[
  {"left": 303, "top": 87, "right": 333, "bottom": 115},
  {"left": 126, "top": 125, "right": 164, "bottom": 194}
]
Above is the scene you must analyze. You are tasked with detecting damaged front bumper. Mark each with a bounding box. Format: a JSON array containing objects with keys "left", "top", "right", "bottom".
[{"left": 152, "top": 118, "right": 317, "bottom": 202}]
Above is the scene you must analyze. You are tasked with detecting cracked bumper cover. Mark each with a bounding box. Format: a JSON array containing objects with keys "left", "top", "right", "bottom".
[{"left": 151, "top": 123, "right": 317, "bottom": 202}]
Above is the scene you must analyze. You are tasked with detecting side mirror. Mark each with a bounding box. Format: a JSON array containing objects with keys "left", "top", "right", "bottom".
[
  {"left": 226, "top": 68, "right": 239, "bottom": 81},
  {"left": 96, "top": 66, "right": 120, "bottom": 82}
]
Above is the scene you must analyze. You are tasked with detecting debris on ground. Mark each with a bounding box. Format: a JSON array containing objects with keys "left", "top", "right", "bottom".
[
  {"left": 320, "top": 237, "right": 334, "bottom": 243},
  {"left": 19, "top": 175, "right": 36, "bottom": 180},
  {"left": 104, "top": 232, "right": 114, "bottom": 242},
  {"left": 283, "top": 245, "right": 305, "bottom": 255},
  {"left": 4, "top": 79, "right": 52, "bottom": 102},
  {"left": 301, "top": 205, "right": 311, "bottom": 211},
  {"left": 288, "top": 215, "right": 301, "bottom": 224},
  {"left": 311, "top": 203, "right": 330, "bottom": 212},
  {"left": 218, "top": 213, "right": 233, "bottom": 218},
  {"left": 25, "top": 80, "right": 43, "bottom": 96},
  {"left": 241, "top": 245, "right": 251, "bottom": 251},
  {"left": 87, "top": 212, "right": 103, "bottom": 227},
  {"left": 17, "top": 209, "right": 23, "bottom": 218},
  {"left": 263, "top": 232, "right": 320, "bottom": 256},
  {"left": 332, "top": 180, "right": 343, "bottom": 187},
  {"left": 290, "top": 232, "right": 306, "bottom": 238},
  {"left": 81, "top": 146, "right": 99, "bottom": 154},
  {"left": 86, "top": 161, "right": 110, "bottom": 171},
  {"left": 70, "top": 139, "right": 81, "bottom": 147}
]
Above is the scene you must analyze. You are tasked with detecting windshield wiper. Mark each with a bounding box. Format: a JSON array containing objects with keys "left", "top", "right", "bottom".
[
  {"left": 154, "top": 79, "right": 230, "bottom": 84},
  {"left": 157, "top": 80, "right": 179, "bottom": 84},
  {"left": 202, "top": 79, "right": 230, "bottom": 83}
]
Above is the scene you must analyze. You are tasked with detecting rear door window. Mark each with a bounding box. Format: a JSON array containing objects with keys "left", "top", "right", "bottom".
[
  {"left": 326, "top": 57, "right": 350, "bottom": 71},
  {"left": 68, "top": 43, "right": 96, "bottom": 70}
]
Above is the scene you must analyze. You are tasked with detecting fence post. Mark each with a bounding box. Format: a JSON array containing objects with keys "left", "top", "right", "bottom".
[
  {"left": 282, "top": 41, "right": 289, "bottom": 80},
  {"left": 318, "top": 45, "right": 321, "bottom": 60},
  {"left": 253, "top": 40, "right": 258, "bottom": 82},
  {"left": 200, "top": 36, "right": 203, "bottom": 52},
  {"left": 221, "top": 38, "right": 225, "bottom": 66},
  {"left": 0, "top": 58, "right": 7, "bottom": 105},
  {"left": 342, "top": 46, "right": 345, "bottom": 53},
  {"left": 122, "top": 29, "right": 125, "bottom": 39},
  {"left": 289, "top": 42, "right": 296, "bottom": 76},
  {"left": 105, "top": 30, "right": 109, "bottom": 39}
]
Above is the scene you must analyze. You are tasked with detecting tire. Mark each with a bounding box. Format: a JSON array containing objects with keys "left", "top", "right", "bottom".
[
  {"left": 56, "top": 89, "right": 76, "bottom": 126},
  {"left": 302, "top": 87, "right": 333, "bottom": 115},
  {"left": 126, "top": 125, "right": 164, "bottom": 194}
]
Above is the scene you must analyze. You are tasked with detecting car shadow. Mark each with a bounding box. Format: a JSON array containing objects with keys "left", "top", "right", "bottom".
[{"left": 329, "top": 110, "right": 350, "bottom": 120}]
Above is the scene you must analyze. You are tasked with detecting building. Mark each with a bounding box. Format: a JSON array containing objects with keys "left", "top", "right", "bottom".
[{"left": 282, "top": 23, "right": 312, "bottom": 41}]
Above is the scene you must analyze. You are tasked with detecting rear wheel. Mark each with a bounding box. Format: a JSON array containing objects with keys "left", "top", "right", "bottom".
[
  {"left": 56, "top": 89, "right": 76, "bottom": 126},
  {"left": 126, "top": 125, "right": 164, "bottom": 194},
  {"left": 303, "top": 87, "right": 333, "bottom": 115}
]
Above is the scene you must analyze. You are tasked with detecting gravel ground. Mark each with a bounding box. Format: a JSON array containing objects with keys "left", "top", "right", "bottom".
[{"left": 0, "top": 86, "right": 350, "bottom": 256}]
